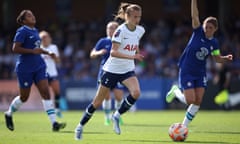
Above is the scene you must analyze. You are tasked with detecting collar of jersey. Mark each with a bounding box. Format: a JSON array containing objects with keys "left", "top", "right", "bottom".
[
  {"left": 23, "top": 25, "right": 36, "bottom": 30},
  {"left": 124, "top": 23, "right": 136, "bottom": 32}
]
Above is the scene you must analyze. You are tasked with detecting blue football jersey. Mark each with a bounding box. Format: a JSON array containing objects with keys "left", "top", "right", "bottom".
[
  {"left": 94, "top": 37, "right": 112, "bottom": 83},
  {"left": 178, "top": 26, "right": 219, "bottom": 76},
  {"left": 13, "top": 26, "right": 46, "bottom": 72},
  {"left": 95, "top": 37, "right": 112, "bottom": 66}
]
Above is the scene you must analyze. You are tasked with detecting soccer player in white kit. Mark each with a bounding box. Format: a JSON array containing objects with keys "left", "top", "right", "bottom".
[
  {"left": 74, "top": 2, "right": 145, "bottom": 140},
  {"left": 40, "top": 31, "right": 63, "bottom": 118}
]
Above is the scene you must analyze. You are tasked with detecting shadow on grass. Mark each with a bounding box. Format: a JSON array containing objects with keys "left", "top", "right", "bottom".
[
  {"left": 195, "top": 131, "right": 240, "bottom": 135},
  {"left": 59, "top": 130, "right": 109, "bottom": 135},
  {"left": 122, "top": 139, "right": 238, "bottom": 144},
  {"left": 124, "top": 123, "right": 169, "bottom": 127},
  {"left": 184, "top": 141, "right": 238, "bottom": 144}
]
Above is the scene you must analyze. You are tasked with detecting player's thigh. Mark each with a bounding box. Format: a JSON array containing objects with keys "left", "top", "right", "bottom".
[
  {"left": 194, "top": 87, "right": 205, "bottom": 105},
  {"left": 49, "top": 79, "right": 60, "bottom": 94},
  {"left": 122, "top": 76, "right": 140, "bottom": 98},
  {"left": 183, "top": 88, "right": 196, "bottom": 104},
  {"left": 113, "top": 88, "right": 124, "bottom": 101},
  {"left": 92, "top": 84, "right": 111, "bottom": 108},
  {"left": 34, "top": 67, "right": 50, "bottom": 99},
  {"left": 36, "top": 79, "right": 50, "bottom": 99}
]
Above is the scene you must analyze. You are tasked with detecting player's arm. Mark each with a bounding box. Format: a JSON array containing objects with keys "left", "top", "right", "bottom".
[
  {"left": 12, "top": 42, "right": 51, "bottom": 55},
  {"left": 110, "top": 42, "right": 144, "bottom": 61},
  {"left": 212, "top": 49, "right": 233, "bottom": 63},
  {"left": 191, "top": 0, "right": 200, "bottom": 29},
  {"left": 90, "top": 48, "right": 107, "bottom": 59},
  {"left": 50, "top": 47, "right": 61, "bottom": 63}
]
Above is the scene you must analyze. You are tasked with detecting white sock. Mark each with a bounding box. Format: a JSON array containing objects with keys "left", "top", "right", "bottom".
[
  {"left": 102, "top": 99, "right": 111, "bottom": 119},
  {"left": 228, "top": 93, "right": 240, "bottom": 107},
  {"left": 113, "top": 110, "right": 121, "bottom": 118},
  {"left": 174, "top": 88, "right": 187, "bottom": 104},
  {"left": 114, "top": 100, "right": 122, "bottom": 110},
  {"left": 6, "top": 96, "right": 23, "bottom": 116},
  {"left": 42, "top": 100, "right": 56, "bottom": 124},
  {"left": 182, "top": 104, "right": 200, "bottom": 127}
]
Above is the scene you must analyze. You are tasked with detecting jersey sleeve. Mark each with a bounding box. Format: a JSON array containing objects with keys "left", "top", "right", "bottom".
[
  {"left": 137, "top": 25, "right": 145, "bottom": 39},
  {"left": 95, "top": 38, "right": 105, "bottom": 51},
  {"left": 112, "top": 28, "right": 123, "bottom": 44},
  {"left": 211, "top": 39, "right": 220, "bottom": 56},
  {"left": 52, "top": 45, "right": 60, "bottom": 57},
  {"left": 13, "top": 29, "right": 26, "bottom": 43}
]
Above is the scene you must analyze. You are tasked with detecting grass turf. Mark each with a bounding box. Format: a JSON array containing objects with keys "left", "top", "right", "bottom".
[{"left": 1, "top": 110, "right": 240, "bottom": 144}]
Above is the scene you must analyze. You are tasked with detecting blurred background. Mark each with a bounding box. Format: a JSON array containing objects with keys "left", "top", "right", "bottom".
[{"left": 0, "top": 0, "right": 240, "bottom": 111}]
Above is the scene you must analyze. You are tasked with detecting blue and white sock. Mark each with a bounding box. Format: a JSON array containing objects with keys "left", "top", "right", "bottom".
[
  {"left": 174, "top": 88, "right": 187, "bottom": 104},
  {"left": 42, "top": 100, "right": 56, "bottom": 124},
  {"left": 6, "top": 96, "right": 23, "bottom": 116},
  {"left": 182, "top": 104, "right": 200, "bottom": 127},
  {"left": 102, "top": 99, "right": 111, "bottom": 120}
]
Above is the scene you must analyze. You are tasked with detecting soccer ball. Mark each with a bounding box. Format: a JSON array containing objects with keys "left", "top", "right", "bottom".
[{"left": 168, "top": 123, "right": 188, "bottom": 142}]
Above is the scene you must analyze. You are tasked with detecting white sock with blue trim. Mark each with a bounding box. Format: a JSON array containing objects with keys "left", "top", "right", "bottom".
[
  {"left": 174, "top": 89, "right": 187, "bottom": 104},
  {"left": 102, "top": 99, "right": 111, "bottom": 120},
  {"left": 42, "top": 100, "right": 56, "bottom": 124},
  {"left": 6, "top": 96, "right": 23, "bottom": 116},
  {"left": 182, "top": 104, "right": 199, "bottom": 127}
]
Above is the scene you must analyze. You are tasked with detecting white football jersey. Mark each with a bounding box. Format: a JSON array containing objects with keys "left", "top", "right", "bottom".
[
  {"left": 103, "top": 23, "right": 145, "bottom": 74},
  {"left": 41, "top": 44, "right": 60, "bottom": 77}
]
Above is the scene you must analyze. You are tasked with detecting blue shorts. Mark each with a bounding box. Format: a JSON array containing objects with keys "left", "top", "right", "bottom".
[
  {"left": 16, "top": 67, "right": 48, "bottom": 88},
  {"left": 179, "top": 69, "right": 207, "bottom": 90},
  {"left": 101, "top": 71, "right": 135, "bottom": 89}
]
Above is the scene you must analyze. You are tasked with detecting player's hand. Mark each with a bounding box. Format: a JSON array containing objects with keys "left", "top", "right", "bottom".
[
  {"left": 226, "top": 54, "right": 233, "bottom": 61},
  {"left": 32, "top": 48, "right": 45, "bottom": 54},
  {"left": 48, "top": 52, "right": 57, "bottom": 58},
  {"left": 134, "top": 53, "right": 144, "bottom": 61}
]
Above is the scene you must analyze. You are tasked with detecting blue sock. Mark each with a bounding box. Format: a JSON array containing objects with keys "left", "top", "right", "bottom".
[
  {"left": 80, "top": 104, "right": 96, "bottom": 126},
  {"left": 118, "top": 95, "right": 136, "bottom": 115}
]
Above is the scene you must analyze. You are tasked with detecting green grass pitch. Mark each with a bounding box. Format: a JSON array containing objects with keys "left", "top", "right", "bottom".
[{"left": 1, "top": 110, "right": 240, "bottom": 144}]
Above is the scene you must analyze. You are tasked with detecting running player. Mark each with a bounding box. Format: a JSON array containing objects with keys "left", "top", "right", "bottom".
[
  {"left": 40, "top": 30, "right": 63, "bottom": 118},
  {"left": 90, "top": 21, "right": 124, "bottom": 125},
  {"left": 4, "top": 10, "right": 66, "bottom": 131},
  {"left": 74, "top": 3, "right": 145, "bottom": 140},
  {"left": 166, "top": 0, "right": 232, "bottom": 128}
]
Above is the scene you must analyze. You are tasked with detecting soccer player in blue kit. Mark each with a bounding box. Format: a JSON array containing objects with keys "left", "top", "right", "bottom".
[
  {"left": 90, "top": 21, "right": 125, "bottom": 126},
  {"left": 4, "top": 10, "right": 66, "bottom": 131},
  {"left": 166, "top": 0, "right": 232, "bottom": 128}
]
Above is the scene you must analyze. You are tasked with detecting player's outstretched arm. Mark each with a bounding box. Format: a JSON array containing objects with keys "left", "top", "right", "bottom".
[{"left": 191, "top": 0, "right": 200, "bottom": 29}]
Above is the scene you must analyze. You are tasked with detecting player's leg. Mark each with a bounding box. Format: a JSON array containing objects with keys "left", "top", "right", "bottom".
[
  {"left": 36, "top": 79, "right": 65, "bottom": 131},
  {"left": 75, "top": 84, "right": 110, "bottom": 140},
  {"left": 4, "top": 72, "right": 32, "bottom": 131},
  {"left": 49, "top": 78, "right": 62, "bottom": 118},
  {"left": 224, "top": 92, "right": 240, "bottom": 108},
  {"left": 35, "top": 69, "right": 65, "bottom": 131},
  {"left": 116, "top": 76, "right": 140, "bottom": 115},
  {"left": 112, "top": 73, "right": 140, "bottom": 134},
  {"left": 166, "top": 84, "right": 187, "bottom": 104},
  {"left": 102, "top": 94, "right": 112, "bottom": 125},
  {"left": 113, "top": 87, "right": 124, "bottom": 124},
  {"left": 182, "top": 87, "right": 203, "bottom": 127},
  {"left": 113, "top": 87, "right": 124, "bottom": 110}
]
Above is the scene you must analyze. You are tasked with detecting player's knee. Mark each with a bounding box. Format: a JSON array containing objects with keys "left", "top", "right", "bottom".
[
  {"left": 20, "top": 95, "right": 28, "bottom": 102},
  {"left": 130, "top": 89, "right": 141, "bottom": 99},
  {"left": 93, "top": 100, "right": 102, "bottom": 108},
  {"left": 186, "top": 98, "right": 196, "bottom": 105},
  {"left": 41, "top": 91, "right": 51, "bottom": 100}
]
